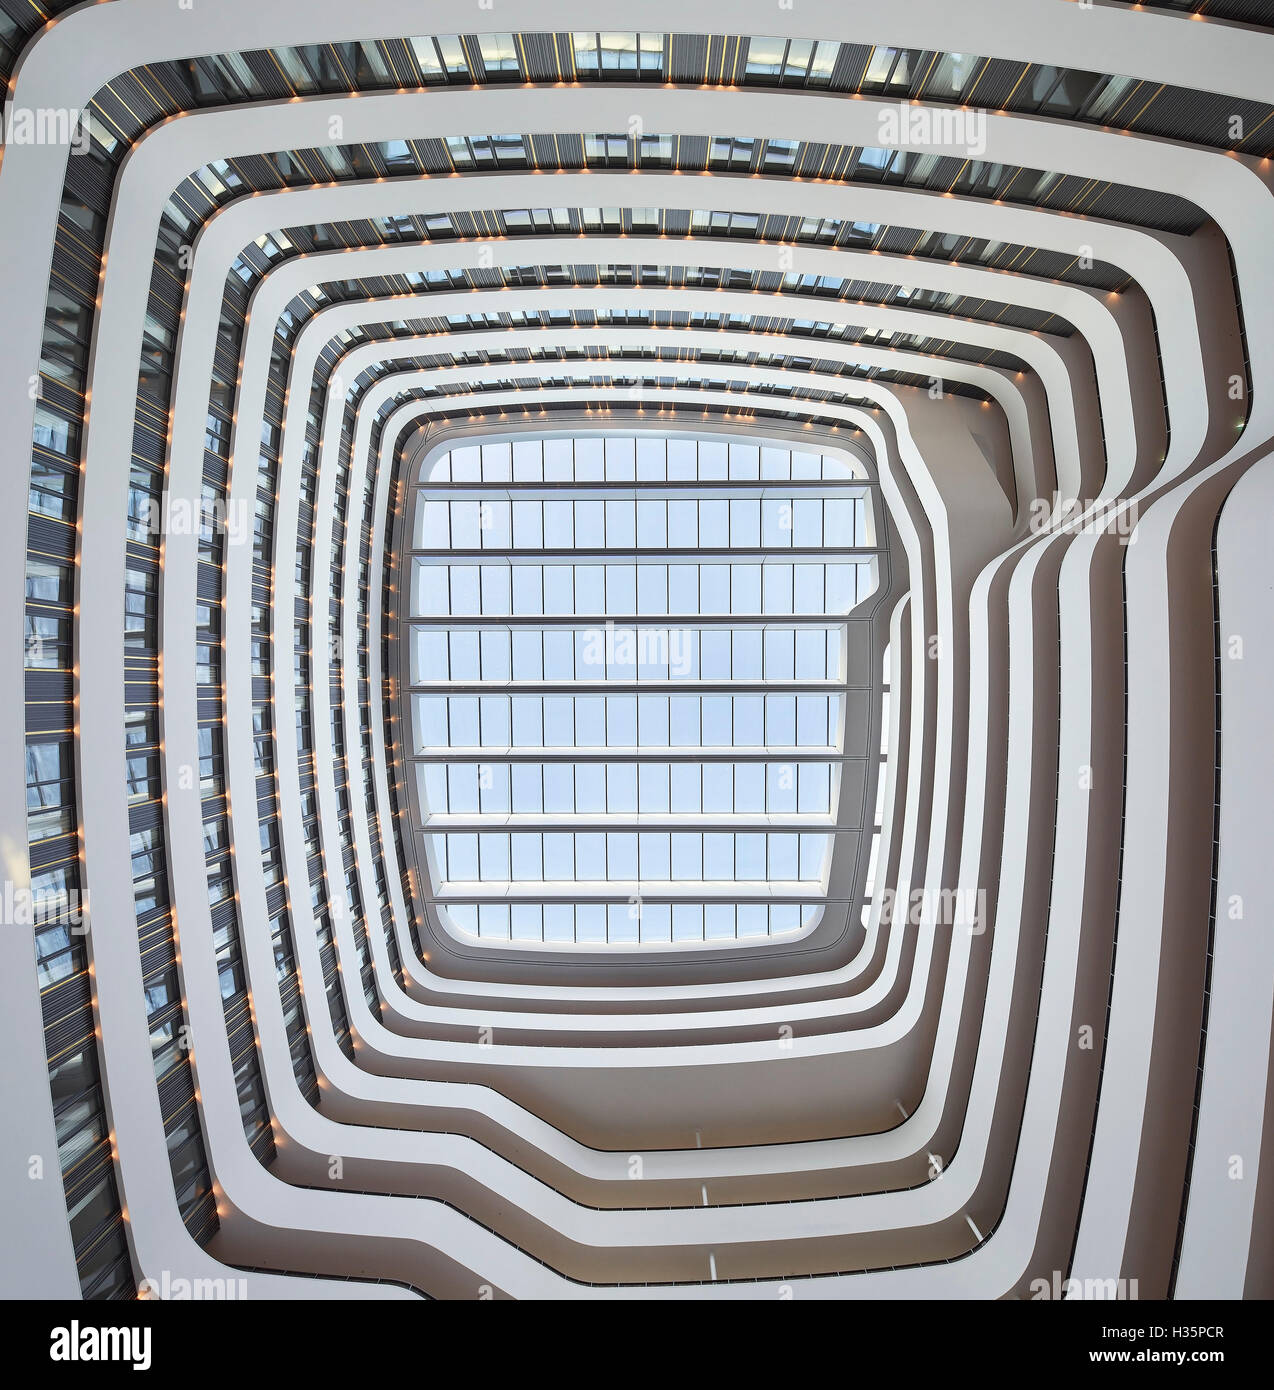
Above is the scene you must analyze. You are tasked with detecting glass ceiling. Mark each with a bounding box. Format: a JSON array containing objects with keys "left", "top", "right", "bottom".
[{"left": 404, "top": 433, "right": 884, "bottom": 946}]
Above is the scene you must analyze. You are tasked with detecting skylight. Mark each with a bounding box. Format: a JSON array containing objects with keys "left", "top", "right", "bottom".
[{"left": 402, "top": 432, "right": 885, "bottom": 947}]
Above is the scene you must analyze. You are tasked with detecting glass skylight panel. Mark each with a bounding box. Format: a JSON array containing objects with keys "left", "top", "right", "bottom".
[{"left": 405, "top": 434, "right": 881, "bottom": 946}]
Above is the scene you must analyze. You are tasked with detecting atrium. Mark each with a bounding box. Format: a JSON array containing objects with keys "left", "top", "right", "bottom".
[{"left": 1, "top": 0, "right": 1271, "bottom": 1311}]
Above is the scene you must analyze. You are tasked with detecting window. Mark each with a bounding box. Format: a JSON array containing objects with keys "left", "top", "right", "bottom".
[
  {"left": 573, "top": 32, "right": 663, "bottom": 77},
  {"left": 745, "top": 37, "right": 839, "bottom": 86},
  {"left": 585, "top": 134, "right": 629, "bottom": 165},
  {"left": 926, "top": 52, "right": 979, "bottom": 100},
  {"left": 863, "top": 46, "right": 917, "bottom": 93},
  {"left": 709, "top": 137, "right": 755, "bottom": 171}
]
